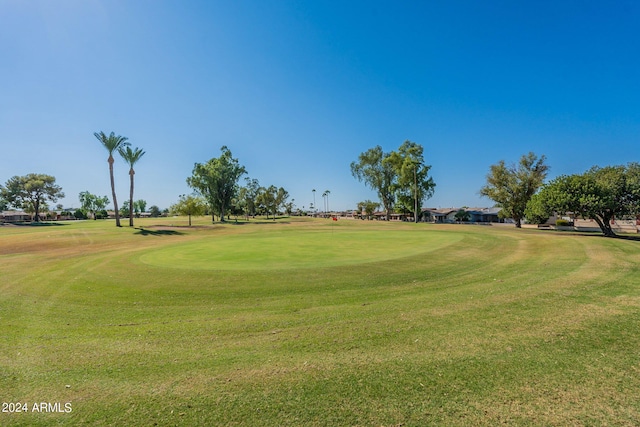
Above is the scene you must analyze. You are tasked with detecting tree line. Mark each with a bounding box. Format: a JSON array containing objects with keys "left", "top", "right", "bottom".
[
  {"left": 350, "top": 140, "right": 435, "bottom": 223},
  {"left": 0, "top": 131, "right": 147, "bottom": 225},
  {"left": 350, "top": 142, "right": 639, "bottom": 238},
  {"left": 478, "top": 152, "right": 640, "bottom": 238},
  {"left": 174, "top": 146, "right": 292, "bottom": 225},
  {"left": 2, "top": 134, "right": 638, "bottom": 237}
]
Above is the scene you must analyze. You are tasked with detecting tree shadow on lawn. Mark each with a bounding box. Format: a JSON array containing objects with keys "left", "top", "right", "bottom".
[
  {"left": 231, "top": 219, "right": 291, "bottom": 225},
  {"left": 4, "top": 221, "right": 68, "bottom": 227},
  {"left": 549, "top": 229, "right": 640, "bottom": 242},
  {"left": 611, "top": 234, "right": 640, "bottom": 242},
  {"left": 134, "top": 227, "right": 184, "bottom": 236}
]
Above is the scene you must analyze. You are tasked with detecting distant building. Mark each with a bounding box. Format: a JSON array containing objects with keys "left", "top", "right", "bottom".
[{"left": 1, "top": 210, "right": 31, "bottom": 223}]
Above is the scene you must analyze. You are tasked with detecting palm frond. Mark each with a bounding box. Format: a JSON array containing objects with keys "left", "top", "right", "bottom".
[{"left": 94, "top": 131, "right": 130, "bottom": 154}]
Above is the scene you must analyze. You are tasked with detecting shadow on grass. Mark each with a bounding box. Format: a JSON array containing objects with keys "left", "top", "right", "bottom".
[
  {"left": 232, "top": 220, "right": 291, "bottom": 225},
  {"left": 612, "top": 234, "right": 640, "bottom": 242},
  {"left": 3, "top": 221, "right": 68, "bottom": 227},
  {"left": 544, "top": 228, "right": 640, "bottom": 242},
  {"left": 134, "top": 227, "right": 184, "bottom": 236}
]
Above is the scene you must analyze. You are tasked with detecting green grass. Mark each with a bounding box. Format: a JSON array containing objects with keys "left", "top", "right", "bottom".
[{"left": 1, "top": 217, "right": 640, "bottom": 426}]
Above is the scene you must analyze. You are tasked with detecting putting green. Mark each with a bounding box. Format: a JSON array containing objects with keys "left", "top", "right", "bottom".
[{"left": 139, "top": 228, "right": 463, "bottom": 270}]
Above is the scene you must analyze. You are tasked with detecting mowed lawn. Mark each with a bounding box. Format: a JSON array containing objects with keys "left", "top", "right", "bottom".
[{"left": 1, "top": 217, "right": 640, "bottom": 426}]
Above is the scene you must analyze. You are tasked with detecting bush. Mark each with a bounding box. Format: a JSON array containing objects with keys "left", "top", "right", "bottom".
[
  {"left": 555, "top": 219, "right": 572, "bottom": 227},
  {"left": 74, "top": 209, "right": 87, "bottom": 220}
]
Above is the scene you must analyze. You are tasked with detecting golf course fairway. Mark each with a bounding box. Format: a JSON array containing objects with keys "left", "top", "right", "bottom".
[{"left": 1, "top": 217, "right": 639, "bottom": 426}]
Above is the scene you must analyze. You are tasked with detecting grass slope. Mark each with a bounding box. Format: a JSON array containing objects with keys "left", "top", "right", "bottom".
[{"left": 1, "top": 218, "right": 639, "bottom": 426}]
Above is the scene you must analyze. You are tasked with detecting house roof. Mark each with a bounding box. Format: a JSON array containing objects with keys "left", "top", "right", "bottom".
[{"left": 1, "top": 210, "right": 30, "bottom": 216}]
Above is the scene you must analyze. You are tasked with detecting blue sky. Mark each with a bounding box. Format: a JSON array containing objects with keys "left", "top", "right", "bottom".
[{"left": 2, "top": 1, "right": 639, "bottom": 212}]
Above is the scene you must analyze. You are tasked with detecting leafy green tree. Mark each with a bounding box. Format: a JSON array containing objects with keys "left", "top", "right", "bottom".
[
  {"left": 276, "top": 187, "right": 289, "bottom": 218},
  {"left": 454, "top": 209, "right": 470, "bottom": 223},
  {"left": 134, "top": 199, "right": 147, "bottom": 216},
  {"left": 148, "top": 205, "right": 162, "bottom": 217},
  {"left": 187, "top": 146, "right": 246, "bottom": 222},
  {"left": 238, "top": 177, "right": 261, "bottom": 218},
  {"left": 387, "top": 140, "right": 435, "bottom": 223},
  {"left": 257, "top": 186, "right": 277, "bottom": 219},
  {"left": 524, "top": 193, "right": 551, "bottom": 225},
  {"left": 284, "top": 198, "right": 295, "bottom": 216},
  {"left": 1, "top": 174, "right": 64, "bottom": 222},
  {"left": 120, "top": 200, "right": 131, "bottom": 219},
  {"left": 533, "top": 163, "right": 640, "bottom": 237},
  {"left": 79, "top": 191, "right": 109, "bottom": 220},
  {"left": 0, "top": 190, "right": 8, "bottom": 211},
  {"left": 118, "top": 146, "right": 145, "bottom": 227},
  {"left": 170, "top": 195, "right": 207, "bottom": 226},
  {"left": 357, "top": 200, "right": 380, "bottom": 219},
  {"left": 94, "top": 131, "right": 130, "bottom": 227},
  {"left": 74, "top": 209, "right": 87, "bottom": 220},
  {"left": 480, "top": 152, "right": 549, "bottom": 228},
  {"left": 351, "top": 146, "right": 396, "bottom": 220}
]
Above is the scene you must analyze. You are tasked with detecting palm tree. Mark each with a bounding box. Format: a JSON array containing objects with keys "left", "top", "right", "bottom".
[
  {"left": 94, "top": 131, "right": 130, "bottom": 227},
  {"left": 322, "top": 190, "right": 330, "bottom": 217},
  {"left": 312, "top": 189, "right": 316, "bottom": 214},
  {"left": 118, "top": 146, "right": 146, "bottom": 227}
]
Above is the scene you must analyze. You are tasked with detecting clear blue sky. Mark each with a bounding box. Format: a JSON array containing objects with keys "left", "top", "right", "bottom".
[{"left": 2, "top": 0, "right": 639, "bottom": 212}]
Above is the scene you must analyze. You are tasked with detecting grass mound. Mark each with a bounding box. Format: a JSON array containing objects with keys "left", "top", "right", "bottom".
[{"left": 139, "top": 227, "right": 462, "bottom": 270}]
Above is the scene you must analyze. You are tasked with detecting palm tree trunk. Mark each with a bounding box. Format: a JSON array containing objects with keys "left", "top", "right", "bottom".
[
  {"left": 109, "top": 156, "right": 121, "bottom": 227},
  {"left": 129, "top": 168, "right": 135, "bottom": 227}
]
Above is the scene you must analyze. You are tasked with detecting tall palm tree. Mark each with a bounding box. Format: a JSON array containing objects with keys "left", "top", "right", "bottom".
[
  {"left": 312, "top": 189, "right": 316, "bottom": 214},
  {"left": 94, "top": 131, "right": 130, "bottom": 227},
  {"left": 322, "top": 190, "right": 330, "bottom": 216},
  {"left": 118, "top": 146, "right": 146, "bottom": 227}
]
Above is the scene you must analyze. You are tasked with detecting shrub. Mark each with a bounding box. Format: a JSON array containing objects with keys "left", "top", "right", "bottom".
[
  {"left": 74, "top": 209, "right": 87, "bottom": 220},
  {"left": 556, "top": 219, "right": 572, "bottom": 227}
]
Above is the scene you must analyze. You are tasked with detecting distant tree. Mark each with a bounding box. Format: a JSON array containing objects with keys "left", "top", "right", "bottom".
[
  {"left": 79, "top": 191, "right": 109, "bottom": 220},
  {"left": 134, "top": 199, "right": 147, "bottom": 216},
  {"left": 276, "top": 187, "right": 289, "bottom": 218},
  {"left": 187, "top": 146, "right": 246, "bottom": 222},
  {"left": 454, "top": 209, "right": 470, "bottom": 223},
  {"left": 0, "top": 189, "right": 8, "bottom": 211},
  {"left": 532, "top": 163, "right": 640, "bottom": 237},
  {"left": 118, "top": 145, "right": 145, "bottom": 226},
  {"left": 95, "top": 131, "right": 129, "bottom": 226},
  {"left": 170, "top": 195, "right": 207, "bottom": 226},
  {"left": 480, "top": 152, "right": 549, "bottom": 228},
  {"left": 322, "top": 190, "right": 330, "bottom": 215},
  {"left": 351, "top": 146, "right": 396, "bottom": 220},
  {"left": 284, "top": 198, "right": 295, "bottom": 216},
  {"left": 1, "top": 174, "right": 64, "bottom": 222},
  {"left": 357, "top": 200, "right": 380, "bottom": 219},
  {"left": 312, "top": 189, "right": 317, "bottom": 213},
  {"left": 386, "top": 141, "right": 435, "bottom": 223},
  {"left": 238, "top": 177, "right": 261, "bottom": 218},
  {"left": 257, "top": 186, "right": 277, "bottom": 219},
  {"left": 74, "top": 209, "right": 87, "bottom": 220},
  {"left": 120, "top": 200, "right": 131, "bottom": 219},
  {"left": 148, "top": 205, "right": 162, "bottom": 218}
]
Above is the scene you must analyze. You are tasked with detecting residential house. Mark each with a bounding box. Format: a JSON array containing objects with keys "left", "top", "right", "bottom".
[{"left": 1, "top": 210, "right": 31, "bottom": 223}]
